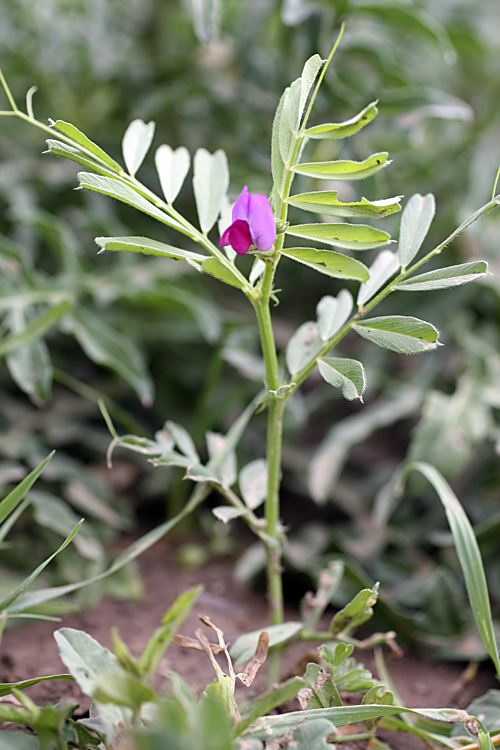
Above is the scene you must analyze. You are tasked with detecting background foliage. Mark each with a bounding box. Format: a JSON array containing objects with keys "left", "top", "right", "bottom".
[{"left": 1, "top": 0, "right": 500, "bottom": 648}]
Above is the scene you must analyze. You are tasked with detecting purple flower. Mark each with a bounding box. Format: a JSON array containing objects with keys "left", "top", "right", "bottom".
[{"left": 220, "top": 186, "right": 276, "bottom": 255}]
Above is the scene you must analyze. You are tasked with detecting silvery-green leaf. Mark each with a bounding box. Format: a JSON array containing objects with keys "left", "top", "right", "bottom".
[
  {"left": 354, "top": 315, "right": 441, "bottom": 355},
  {"left": 77, "top": 173, "right": 185, "bottom": 233},
  {"left": 286, "top": 321, "right": 322, "bottom": 375},
  {"left": 212, "top": 506, "right": 248, "bottom": 523},
  {"left": 95, "top": 235, "right": 206, "bottom": 263},
  {"left": 155, "top": 144, "right": 190, "bottom": 204},
  {"left": 286, "top": 223, "right": 391, "bottom": 251},
  {"left": 6, "top": 307, "right": 53, "bottom": 405},
  {"left": 188, "top": 0, "right": 222, "bottom": 44},
  {"left": 206, "top": 431, "right": 237, "bottom": 487},
  {"left": 293, "top": 153, "right": 390, "bottom": 180},
  {"left": 271, "top": 91, "right": 288, "bottom": 196},
  {"left": 398, "top": 193, "right": 435, "bottom": 267},
  {"left": 46, "top": 139, "right": 118, "bottom": 177},
  {"left": 318, "top": 357, "right": 366, "bottom": 401},
  {"left": 250, "top": 259, "right": 266, "bottom": 285},
  {"left": 298, "top": 54, "right": 323, "bottom": 117},
  {"left": 218, "top": 194, "right": 236, "bottom": 260},
  {"left": 316, "top": 290, "right": 352, "bottom": 340},
  {"left": 166, "top": 421, "right": 199, "bottom": 462},
  {"left": 282, "top": 248, "right": 369, "bottom": 281},
  {"left": 279, "top": 82, "right": 299, "bottom": 163},
  {"left": 357, "top": 250, "right": 400, "bottom": 306},
  {"left": 230, "top": 622, "right": 303, "bottom": 664},
  {"left": 304, "top": 101, "right": 378, "bottom": 139},
  {"left": 287, "top": 192, "right": 401, "bottom": 218},
  {"left": 395, "top": 261, "right": 488, "bottom": 291},
  {"left": 122, "top": 119, "right": 155, "bottom": 176},
  {"left": 193, "top": 148, "right": 229, "bottom": 233},
  {"left": 240, "top": 459, "right": 268, "bottom": 510},
  {"left": 67, "top": 307, "right": 154, "bottom": 406}
]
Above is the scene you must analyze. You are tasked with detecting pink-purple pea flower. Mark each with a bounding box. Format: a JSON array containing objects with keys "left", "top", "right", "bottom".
[{"left": 220, "top": 186, "right": 276, "bottom": 255}]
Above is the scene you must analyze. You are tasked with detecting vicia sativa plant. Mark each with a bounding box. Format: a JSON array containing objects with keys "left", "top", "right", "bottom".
[{"left": 1, "top": 27, "right": 499, "bottom": 697}]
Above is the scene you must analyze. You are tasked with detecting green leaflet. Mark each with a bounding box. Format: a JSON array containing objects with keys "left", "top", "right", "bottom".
[
  {"left": 193, "top": 148, "right": 229, "bottom": 233},
  {"left": 304, "top": 101, "right": 378, "bottom": 139},
  {"left": 398, "top": 193, "right": 435, "bottom": 267},
  {"left": 202, "top": 258, "right": 246, "bottom": 290},
  {"left": 395, "top": 261, "right": 489, "bottom": 291},
  {"left": 354, "top": 315, "right": 441, "bottom": 355},
  {"left": 95, "top": 235, "right": 206, "bottom": 263},
  {"left": 287, "top": 192, "right": 401, "bottom": 218},
  {"left": 54, "top": 120, "right": 122, "bottom": 171},
  {"left": 0, "top": 301, "right": 70, "bottom": 358},
  {"left": 77, "top": 172, "right": 186, "bottom": 233},
  {"left": 46, "top": 139, "right": 119, "bottom": 178},
  {"left": 316, "top": 291, "right": 353, "bottom": 340},
  {"left": 286, "top": 223, "right": 391, "bottom": 251},
  {"left": 293, "top": 152, "right": 390, "bottom": 180},
  {"left": 155, "top": 144, "right": 190, "bottom": 204},
  {"left": 122, "top": 118, "right": 155, "bottom": 177},
  {"left": 231, "top": 622, "right": 303, "bottom": 665},
  {"left": 0, "top": 453, "right": 53, "bottom": 526},
  {"left": 282, "top": 248, "right": 369, "bottom": 281},
  {"left": 318, "top": 357, "right": 366, "bottom": 401}
]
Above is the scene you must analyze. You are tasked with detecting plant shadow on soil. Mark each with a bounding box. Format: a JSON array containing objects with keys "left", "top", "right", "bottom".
[{"left": 0, "top": 533, "right": 498, "bottom": 749}]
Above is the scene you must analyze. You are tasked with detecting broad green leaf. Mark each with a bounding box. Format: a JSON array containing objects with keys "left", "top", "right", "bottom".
[
  {"left": 122, "top": 119, "right": 155, "bottom": 176},
  {"left": 0, "top": 301, "right": 70, "bottom": 358},
  {"left": 398, "top": 193, "right": 435, "bottom": 267},
  {"left": 0, "top": 453, "right": 53, "bottom": 526},
  {"left": 67, "top": 307, "right": 154, "bottom": 406},
  {"left": 316, "top": 290, "right": 353, "bottom": 340},
  {"left": 54, "top": 628, "right": 128, "bottom": 740},
  {"left": 330, "top": 585, "right": 378, "bottom": 635},
  {"left": 155, "top": 144, "right": 190, "bottom": 203},
  {"left": 404, "top": 462, "right": 500, "bottom": 680},
  {"left": 231, "top": 622, "right": 303, "bottom": 665},
  {"left": 282, "top": 248, "right": 369, "bottom": 281},
  {"left": 288, "top": 719, "right": 337, "bottom": 749},
  {"left": 395, "top": 261, "right": 488, "bottom": 291},
  {"left": 286, "top": 321, "right": 322, "bottom": 375},
  {"left": 287, "top": 192, "right": 401, "bottom": 218},
  {"left": 286, "top": 223, "right": 391, "bottom": 251},
  {"left": 202, "top": 257, "right": 246, "bottom": 289},
  {"left": 0, "top": 730, "right": 40, "bottom": 748},
  {"left": 237, "top": 677, "right": 306, "bottom": 735},
  {"left": 94, "top": 235, "right": 206, "bottom": 264},
  {"left": 299, "top": 664, "right": 341, "bottom": 709},
  {"left": 0, "top": 674, "right": 72, "bottom": 699},
  {"left": 293, "top": 152, "right": 390, "bottom": 180},
  {"left": 77, "top": 173, "right": 186, "bottom": 233},
  {"left": 460, "top": 691, "right": 500, "bottom": 733},
  {"left": 239, "top": 458, "right": 268, "bottom": 510},
  {"left": 242, "top": 704, "right": 489, "bottom": 743},
  {"left": 318, "top": 357, "right": 366, "bottom": 401},
  {"left": 46, "top": 139, "right": 119, "bottom": 178},
  {"left": 30, "top": 491, "right": 103, "bottom": 562},
  {"left": 304, "top": 101, "right": 378, "bottom": 139},
  {"left": 353, "top": 315, "right": 441, "bottom": 354},
  {"left": 1, "top": 521, "right": 82, "bottom": 611},
  {"left": 94, "top": 673, "right": 156, "bottom": 710},
  {"left": 357, "top": 249, "right": 400, "bottom": 306},
  {"left": 5, "top": 313, "right": 52, "bottom": 406},
  {"left": 193, "top": 148, "right": 229, "bottom": 233},
  {"left": 54, "top": 120, "right": 122, "bottom": 171},
  {"left": 212, "top": 506, "right": 249, "bottom": 523}
]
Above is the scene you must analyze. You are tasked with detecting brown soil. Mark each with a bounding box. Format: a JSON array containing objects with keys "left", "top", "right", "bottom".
[{"left": 0, "top": 536, "right": 497, "bottom": 748}]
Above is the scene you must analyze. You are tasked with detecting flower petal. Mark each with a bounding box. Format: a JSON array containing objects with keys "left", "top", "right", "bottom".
[
  {"left": 232, "top": 186, "right": 251, "bottom": 223},
  {"left": 247, "top": 194, "right": 276, "bottom": 252},
  {"left": 220, "top": 219, "right": 253, "bottom": 255}
]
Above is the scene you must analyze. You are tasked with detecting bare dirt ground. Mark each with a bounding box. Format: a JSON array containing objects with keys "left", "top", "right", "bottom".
[{"left": 0, "top": 535, "right": 497, "bottom": 748}]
